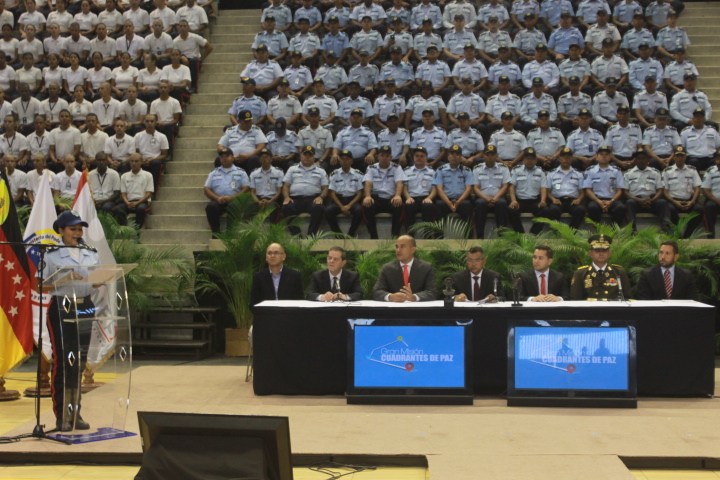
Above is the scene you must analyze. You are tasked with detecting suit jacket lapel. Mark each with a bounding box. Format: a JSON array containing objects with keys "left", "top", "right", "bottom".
[{"left": 408, "top": 261, "right": 420, "bottom": 288}]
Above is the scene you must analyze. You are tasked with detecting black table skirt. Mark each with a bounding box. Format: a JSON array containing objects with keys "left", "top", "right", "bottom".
[{"left": 253, "top": 304, "right": 716, "bottom": 397}]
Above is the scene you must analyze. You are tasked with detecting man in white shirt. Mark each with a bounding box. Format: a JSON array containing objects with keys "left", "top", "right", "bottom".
[
  {"left": 122, "top": 0, "right": 151, "bottom": 36},
  {"left": 49, "top": 109, "right": 82, "bottom": 171},
  {"left": 27, "top": 115, "right": 51, "bottom": 166},
  {"left": 119, "top": 85, "right": 147, "bottom": 135},
  {"left": 149, "top": 80, "right": 181, "bottom": 141},
  {"left": 51, "top": 154, "right": 82, "bottom": 209},
  {"left": 39, "top": 83, "right": 69, "bottom": 128},
  {"left": 89, "top": 152, "right": 122, "bottom": 218},
  {"left": 116, "top": 20, "right": 146, "bottom": 68},
  {"left": 176, "top": 0, "right": 208, "bottom": 33},
  {"left": 144, "top": 19, "right": 173, "bottom": 67},
  {"left": 105, "top": 118, "right": 136, "bottom": 171},
  {"left": 149, "top": 0, "right": 177, "bottom": 36},
  {"left": 134, "top": 113, "right": 168, "bottom": 188},
  {"left": 0, "top": 115, "right": 30, "bottom": 172},
  {"left": 26, "top": 154, "right": 56, "bottom": 205},
  {"left": 172, "top": 19, "right": 212, "bottom": 90},
  {"left": 92, "top": 82, "right": 122, "bottom": 135},
  {"left": 80, "top": 113, "right": 110, "bottom": 169},
  {"left": 98, "top": 0, "right": 124, "bottom": 38},
  {"left": 89, "top": 23, "right": 119, "bottom": 69},
  {"left": 117, "top": 153, "right": 154, "bottom": 227},
  {"left": 4, "top": 155, "right": 28, "bottom": 208}
]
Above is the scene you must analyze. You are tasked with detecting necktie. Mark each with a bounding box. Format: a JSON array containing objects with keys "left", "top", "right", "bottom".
[
  {"left": 331, "top": 276, "right": 339, "bottom": 293},
  {"left": 402, "top": 264, "right": 409, "bottom": 287},
  {"left": 540, "top": 273, "right": 546, "bottom": 295},
  {"left": 597, "top": 269, "right": 604, "bottom": 276},
  {"left": 664, "top": 269, "right": 672, "bottom": 299},
  {"left": 473, "top": 276, "right": 480, "bottom": 301}
]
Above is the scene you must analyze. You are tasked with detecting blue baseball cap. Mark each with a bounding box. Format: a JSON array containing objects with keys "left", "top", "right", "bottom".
[{"left": 53, "top": 210, "right": 88, "bottom": 233}]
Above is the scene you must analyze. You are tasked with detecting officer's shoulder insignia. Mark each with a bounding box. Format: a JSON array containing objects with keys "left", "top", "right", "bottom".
[
  {"left": 577, "top": 265, "right": 591, "bottom": 270},
  {"left": 682, "top": 125, "right": 692, "bottom": 132},
  {"left": 47, "top": 245, "right": 61, "bottom": 252},
  {"left": 400, "top": 128, "right": 408, "bottom": 133},
  {"left": 559, "top": 92, "right": 570, "bottom": 98},
  {"left": 81, "top": 242, "right": 98, "bottom": 252},
  {"left": 250, "top": 125, "right": 261, "bottom": 131},
  {"left": 610, "top": 264, "right": 623, "bottom": 269},
  {"left": 593, "top": 91, "right": 603, "bottom": 97},
  {"left": 550, "top": 126, "right": 560, "bottom": 132},
  {"left": 658, "top": 90, "right": 666, "bottom": 96},
  {"left": 529, "top": 127, "right": 539, "bottom": 133},
  {"left": 410, "top": 94, "right": 421, "bottom": 100},
  {"left": 330, "top": 169, "right": 340, "bottom": 176},
  {"left": 488, "top": 94, "right": 498, "bottom": 100},
  {"left": 648, "top": 166, "right": 660, "bottom": 172},
  {"left": 667, "top": 125, "right": 676, "bottom": 131},
  {"left": 618, "top": 92, "right": 628, "bottom": 98},
  {"left": 368, "top": 163, "right": 379, "bottom": 169},
  {"left": 687, "top": 164, "right": 697, "bottom": 170},
  {"left": 522, "top": 92, "right": 532, "bottom": 99},
  {"left": 413, "top": 126, "right": 423, "bottom": 133}
]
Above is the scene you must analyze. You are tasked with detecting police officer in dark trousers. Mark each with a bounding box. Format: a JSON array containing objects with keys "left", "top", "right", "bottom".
[
  {"left": 570, "top": 234, "right": 632, "bottom": 300},
  {"left": 582, "top": 145, "right": 627, "bottom": 225},
  {"left": 362, "top": 145, "right": 406, "bottom": 238},
  {"left": 204, "top": 147, "right": 251, "bottom": 235},
  {"left": 43, "top": 211, "right": 100, "bottom": 431},
  {"left": 281, "top": 145, "right": 329, "bottom": 237},
  {"left": 508, "top": 147, "right": 552, "bottom": 234},
  {"left": 546, "top": 147, "right": 586, "bottom": 229},
  {"left": 433, "top": 144, "right": 475, "bottom": 226},
  {"left": 403, "top": 146, "right": 437, "bottom": 231},
  {"left": 325, "top": 150, "right": 364, "bottom": 237},
  {"left": 473, "top": 144, "right": 511, "bottom": 238},
  {"left": 623, "top": 147, "right": 668, "bottom": 233},
  {"left": 662, "top": 145, "right": 704, "bottom": 238}
]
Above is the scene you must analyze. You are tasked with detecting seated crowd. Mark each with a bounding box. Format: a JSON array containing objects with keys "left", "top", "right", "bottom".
[
  {"left": 205, "top": 0, "right": 718, "bottom": 239},
  {"left": 3, "top": 0, "right": 216, "bottom": 227}
]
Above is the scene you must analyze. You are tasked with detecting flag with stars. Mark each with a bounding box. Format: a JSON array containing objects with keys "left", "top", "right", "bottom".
[{"left": 0, "top": 170, "right": 33, "bottom": 376}]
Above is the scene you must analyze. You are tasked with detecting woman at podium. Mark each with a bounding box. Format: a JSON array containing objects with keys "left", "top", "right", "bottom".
[{"left": 42, "top": 210, "right": 100, "bottom": 432}]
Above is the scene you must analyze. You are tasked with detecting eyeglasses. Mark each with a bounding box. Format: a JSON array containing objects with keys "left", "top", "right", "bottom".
[{"left": 267, "top": 251, "right": 284, "bottom": 256}]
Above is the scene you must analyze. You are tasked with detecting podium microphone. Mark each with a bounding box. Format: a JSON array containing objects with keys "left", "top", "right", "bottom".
[{"left": 617, "top": 276, "right": 629, "bottom": 305}]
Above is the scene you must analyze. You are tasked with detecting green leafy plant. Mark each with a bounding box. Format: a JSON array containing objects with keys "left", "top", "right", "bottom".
[{"left": 194, "top": 194, "right": 333, "bottom": 329}]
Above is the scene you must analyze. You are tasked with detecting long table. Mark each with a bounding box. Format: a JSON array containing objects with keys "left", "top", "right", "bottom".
[{"left": 252, "top": 300, "right": 716, "bottom": 397}]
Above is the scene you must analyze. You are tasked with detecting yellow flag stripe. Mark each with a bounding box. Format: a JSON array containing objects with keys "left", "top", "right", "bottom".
[
  {"left": 0, "top": 307, "right": 27, "bottom": 377},
  {"left": 0, "top": 178, "right": 9, "bottom": 225}
]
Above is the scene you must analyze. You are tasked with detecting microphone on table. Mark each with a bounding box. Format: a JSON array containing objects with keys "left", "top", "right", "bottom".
[
  {"left": 494, "top": 277, "right": 504, "bottom": 303},
  {"left": 617, "top": 276, "right": 629, "bottom": 305}
]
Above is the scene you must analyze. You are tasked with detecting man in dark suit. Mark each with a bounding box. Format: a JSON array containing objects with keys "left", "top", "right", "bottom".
[
  {"left": 307, "top": 246, "right": 364, "bottom": 301},
  {"left": 450, "top": 246, "right": 504, "bottom": 303},
  {"left": 518, "top": 245, "right": 570, "bottom": 302},
  {"left": 249, "top": 243, "right": 305, "bottom": 311},
  {"left": 637, "top": 241, "right": 699, "bottom": 300},
  {"left": 372, "top": 235, "right": 437, "bottom": 302}
]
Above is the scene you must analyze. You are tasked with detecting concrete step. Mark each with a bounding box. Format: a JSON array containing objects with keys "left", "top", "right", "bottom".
[
  {"left": 188, "top": 92, "right": 240, "bottom": 105},
  {"left": 146, "top": 214, "right": 209, "bottom": 230},
  {"left": 180, "top": 125, "right": 225, "bottom": 138},
  {"left": 167, "top": 162, "right": 213, "bottom": 175},
  {"left": 201, "top": 72, "right": 241, "bottom": 84},
  {"left": 203, "top": 52, "right": 252, "bottom": 64},
  {"left": 162, "top": 174, "right": 208, "bottom": 188},
  {"left": 198, "top": 83, "right": 241, "bottom": 94},
  {"left": 687, "top": 35, "right": 720, "bottom": 46},
  {"left": 173, "top": 148, "right": 216, "bottom": 162},
  {"left": 152, "top": 199, "right": 207, "bottom": 215},
  {"left": 211, "top": 42, "right": 258, "bottom": 53},
  {"left": 140, "top": 229, "right": 211, "bottom": 245},
  {"left": 215, "top": 16, "right": 262, "bottom": 26},
  {"left": 157, "top": 186, "right": 207, "bottom": 201},
  {"left": 143, "top": 243, "right": 209, "bottom": 257},
  {"left": 187, "top": 104, "right": 232, "bottom": 116},
  {"left": 679, "top": 16, "right": 720, "bottom": 27},
  {"left": 683, "top": 26, "right": 720, "bottom": 35},
  {"left": 175, "top": 137, "right": 219, "bottom": 149},
  {"left": 183, "top": 115, "right": 228, "bottom": 127},
  {"left": 202, "top": 63, "right": 245, "bottom": 74},
  {"left": 218, "top": 9, "right": 261, "bottom": 17}
]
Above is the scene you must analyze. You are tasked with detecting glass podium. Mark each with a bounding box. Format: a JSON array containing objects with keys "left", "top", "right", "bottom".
[{"left": 44, "top": 264, "right": 137, "bottom": 443}]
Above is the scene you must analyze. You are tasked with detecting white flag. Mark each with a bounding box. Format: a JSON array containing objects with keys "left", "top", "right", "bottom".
[{"left": 23, "top": 170, "right": 58, "bottom": 361}]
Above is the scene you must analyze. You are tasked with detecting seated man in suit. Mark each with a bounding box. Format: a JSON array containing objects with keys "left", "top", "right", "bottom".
[
  {"left": 372, "top": 235, "right": 437, "bottom": 302},
  {"left": 451, "top": 246, "right": 504, "bottom": 303},
  {"left": 636, "top": 241, "right": 699, "bottom": 300},
  {"left": 517, "top": 245, "right": 570, "bottom": 302},
  {"left": 307, "top": 246, "right": 364, "bottom": 302},
  {"left": 249, "top": 243, "right": 305, "bottom": 311}
]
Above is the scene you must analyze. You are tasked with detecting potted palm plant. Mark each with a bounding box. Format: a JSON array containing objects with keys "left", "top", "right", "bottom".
[{"left": 194, "top": 194, "right": 331, "bottom": 356}]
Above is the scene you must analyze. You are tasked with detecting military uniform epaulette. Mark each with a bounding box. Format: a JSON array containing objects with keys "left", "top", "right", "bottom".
[
  {"left": 488, "top": 93, "right": 499, "bottom": 100},
  {"left": 412, "top": 126, "right": 424, "bottom": 133},
  {"left": 682, "top": 125, "right": 693, "bottom": 132},
  {"left": 577, "top": 265, "right": 591, "bottom": 270},
  {"left": 522, "top": 92, "right": 534, "bottom": 99},
  {"left": 647, "top": 166, "right": 660, "bottom": 172},
  {"left": 250, "top": 125, "right": 261, "bottom": 130},
  {"left": 399, "top": 127, "right": 408, "bottom": 133}
]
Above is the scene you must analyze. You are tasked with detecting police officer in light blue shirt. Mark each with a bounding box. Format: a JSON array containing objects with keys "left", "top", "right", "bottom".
[
  {"left": 548, "top": 12, "right": 585, "bottom": 57},
  {"left": 377, "top": 113, "right": 411, "bottom": 163},
  {"left": 403, "top": 146, "right": 437, "bottom": 230},
  {"left": 473, "top": 144, "right": 510, "bottom": 237},
  {"left": 508, "top": 147, "right": 551, "bottom": 234},
  {"left": 701, "top": 151, "right": 720, "bottom": 238},
  {"left": 262, "top": 3, "right": 293, "bottom": 32},
  {"left": 633, "top": 75, "right": 668, "bottom": 128},
  {"left": 445, "top": 112, "right": 485, "bottom": 165},
  {"left": 662, "top": 145, "right": 704, "bottom": 237},
  {"left": 320, "top": 17, "right": 349, "bottom": 60},
  {"left": 410, "top": 3, "right": 442, "bottom": 31},
  {"left": 379, "top": 47, "right": 415, "bottom": 94},
  {"left": 605, "top": 105, "right": 642, "bottom": 165},
  {"left": 332, "top": 108, "right": 379, "bottom": 172},
  {"left": 566, "top": 108, "right": 604, "bottom": 169},
  {"left": 205, "top": 147, "right": 251, "bottom": 233},
  {"left": 642, "top": 107, "right": 679, "bottom": 169},
  {"left": 546, "top": 147, "right": 586, "bottom": 229},
  {"left": 337, "top": 81, "right": 375, "bottom": 124},
  {"left": 576, "top": 0, "right": 611, "bottom": 25},
  {"left": 325, "top": 150, "right": 364, "bottom": 237},
  {"left": 229, "top": 79, "right": 268, "bottom": 126},
  {"left": 249, "top": 150, "right": 284, "bottom": 204},
  {"left": 217, "top": 110, "right": 268, "bottom": 175},
  {"left": 539, "top": 0, "right": 574, "bottom": 29},
  {"left": 442, "top": 14, "right": 478, "bottom": 66},
  {"left": 582, "top": 145, "right": 627, "bottom": 224},
  {"left": 410, "top": 108, "right": 448, "bottom": 167},
  {"left": 266, "top": 118, "right": 298, "bottom": 172},
  {"left": 362, "top": 145, "right": 405, "bottom": 238},
  {"left": 434, "top": 144, "right": 475, "bottom": 223},
  {"left": 620, "top": 15, "right": 656, "bottom": 56},
  {"left": 374, "top": 80, "right": 408, "bottom": 125},
  {"left": 282, "top": 145, "right": 329, "bottom": 236},
  {"left": 294, "top": 0, "right": 322, "bottom": 28},
  {"left": 628, "top": 43, "right": 664, "bottom": 91},
  {"left": 623, "top": 147, "right": 668, "bottom": 231},
  {"left": 252, "top": 17, "right": 289, "bottom": 60}
]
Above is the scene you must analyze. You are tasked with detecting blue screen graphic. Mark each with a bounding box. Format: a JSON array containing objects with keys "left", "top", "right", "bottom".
[
  {"left": 353, "top": 326, "right": 466, "bottom": 388},
  {"left": 514, "top": 327, "right": 629, "bottom": 391}
]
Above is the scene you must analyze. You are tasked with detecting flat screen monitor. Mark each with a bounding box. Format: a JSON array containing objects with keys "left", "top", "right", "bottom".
[
  {"left": 136, "top": 412, "right": 293, "bottom": 480},
  {"left": 347, "top": 319, "right": 473, "bottom": 405},
  {"left": 507, "top": 320, "right": 637, "bottom": 408}
]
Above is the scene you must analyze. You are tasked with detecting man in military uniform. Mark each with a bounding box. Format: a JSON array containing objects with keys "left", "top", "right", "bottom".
[
  {"left": 519, "top": 77, "right": 557, "bottom": 135},
  {"left": 216, "top": 110, "right": 267, "bottom": 176},
  {"left": 680, "top": 108, "right": 720, "bottom": 171},
  {"left": 546, "top": 147, "right": 586, "bottom": 229},
  {"left": 565, "top": 108, "right": 604, "bottom": 170},
  {"left": 445, "top": 112, "right": 485, "bottom": 167},
  {"left": 508, "top": 147, "right": 551, "bottom": 234},
  {"left": 570, "top": 234, "right": 632, "bottom": 300},
  {"left": 624, "top": 147, "right": 668, "bottom": 232},
  {"left": 582, "top": 145, "right": 627, "bottom": 225},
  {"left": 403, "top": 146, "right": 436, "bottom": 231},
  {"left": 281, "top": 145, "right": 329, "bottom": 237},
  {"left": 295, "top": 107, "right": 334, "bottom": 171},
  {"left": 376, "top": 113, "right": 410, "bottom": 165},
  {"left": 489, "top": 111, "right": 527, "bottom": 167},
  {"left": 249, "top": 147, "right": 284, "bottom": 210},
  {"left": 669, "top": 73, "right": 716, "bottom": 132},
  {"left": 473, "top": 144, "right": 510, "bottom": 238},
  {"left": 642, "top": 108, "right": 680, "bottom": 170},
  {"left": 410, "top": 108, "right": 447, "bottom": 168},
  {"left": 433, "top": 144, "right": 475, "bottom": 227},
  {"left": 362, "top": 145, "right": 406, "bottom": 238},
  {"left": 325, "top": 150, "right": 364, "bottom": 237},
  {"left": 604, "top": 104, "right": 642, "bottom": 169},
  {"left": 337, "top": 81, "right": 375, "bottom": 127},
  {"left": 228, "top": 78, "right": 267, "bottom": 127},
  {"left": 702, "top": 151, "right": 720, "bottom": 239},
  {"left": 204, "top": 147, "right": 250, "bottom": 234},
  {"left": 557, "top": 75, "right": 593, "bottom": 138},
  {"left": 662, "top": 145, "right": 704, "bottom": 238},
  {"left": 526, "top": 109, "right": 565, "bottom": 171},
  {"left": 446, "top": 76, "right": 486, "bottom": 133},
  {"left": 332, "top": 108, "right": 378, "bottom": 173},
  {"left": 373, "top": 79, "right": 408, "bottom": 129},
  {"left": 404, "top": 80, "right": 447, "bottom": 131}
]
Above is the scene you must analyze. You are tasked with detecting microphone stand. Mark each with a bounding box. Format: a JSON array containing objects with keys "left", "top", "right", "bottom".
[{"left": 0, "top": 240, "right": 92, "bottom": 446}]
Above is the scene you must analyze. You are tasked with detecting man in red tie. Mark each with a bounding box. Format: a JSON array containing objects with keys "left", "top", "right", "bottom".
[
  {"left": 517, "top": 245, "right": 570, "bottom": 302},
  {"left": 450, "top": 246, "right": 504, "bottom": 303},
  {"left": 636, "top": 241, "right": 698, "bottom": 300},
  {"left": 372, "top": 235, "right": 438, "bottom": 302}
]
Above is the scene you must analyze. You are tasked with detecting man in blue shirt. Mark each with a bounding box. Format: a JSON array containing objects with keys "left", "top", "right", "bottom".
[
  {"left": 362, "top": 145, "right": 405, "bottom": 238},
  {"left": 403, "top": 146, "right": 437, "bottom": 231},
  {"left": 433, "top": 144, "right": 475, "bottom": 226},
  {"left": 281, "top": 145, "right": 329, "bottom": 237},
  {"left": 548, "top": 11, "right": 585, "bottom": 59},
  {"left": 325, "top": 150, "right": 364, "bottom": 237},
  {"left": 508, "top": 147, "right": 551, "bottom": 234},
  {"left": 582, "top": 145, "right": 627, "bottom": 225},
  {"left": 204, "top": 147, "right": 250, "bottom": 234}
]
